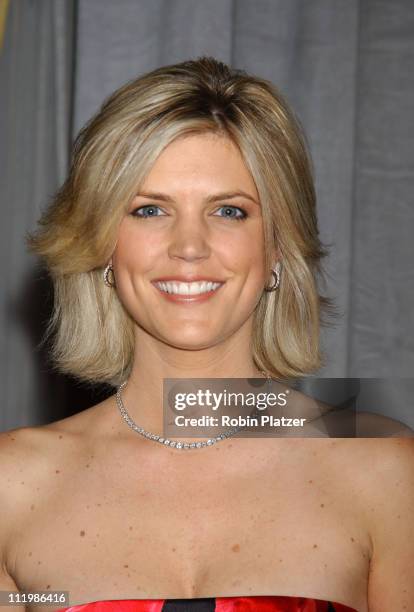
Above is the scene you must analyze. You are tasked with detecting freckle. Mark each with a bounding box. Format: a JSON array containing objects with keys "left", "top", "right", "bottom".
[
  {"left": 80, "top": 530, "right": 86, "bottom": 537},
  {"left": 129, "top": 526, "right": 133, "bottom": 531},
  {"left": 320, "top": 503, "right": 324, "bottom": 508},
  {"left": 97, "top": 503, "right": 102, "bottom": 507},
  {"left": 278, "top": 558, "right": 283, "bottom": 563},
  {"left": 397, "top": 515, "right": 401, "bottom": 519},
  {"left": 324, "top": 563, "right": 327, "bottom": 568},
  {"left": 37, "top": 560, "right": 42, "bottom": 564},
  {"left": 30, "top": 504, "right": 35, "bottom": 510},
  {"left": 249, "top": 514, "right": 254, "bottom": 520},
  {"left": 124, "top": 564, "right": 129, "bottom": 568},
  {"left": 85, "top": 464, "right": 90, "bottom": 468},
  {"left": 58, "top": 435, "right": 63, "bottom": 439},
  {"left": 46, "top": 585, "right": 51, "bottom": 589},
  {"left": 308, "top": 479, "right": 313, "bottom": 484},
  {"left": 313, "top": 544, "right": 318, "bottom": 548},
  {"left": 55, "top": 470, "right": 60, "bottom": 474},
  {"left": 171, "top": 548, "right": 176, "bottom": 552},
  {"left": 20, "top": 481, "right": 25, "bottom": 485},
  {"left": 350, "top": 537, "right": 355, "bottom": 542},
  {"left": 86, "top": 505, "right": 90, "bottom": 509},
  {"left": 231, "top": 544, "right": 240, "bottom": 553},
  {"left": 28, "top": 552, "right": 32, "bottom": 557}
]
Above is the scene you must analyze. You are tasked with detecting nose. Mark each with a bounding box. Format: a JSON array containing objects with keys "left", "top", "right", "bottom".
[{"left": 167, "top": 215, "right": 211, "bottom": 262}]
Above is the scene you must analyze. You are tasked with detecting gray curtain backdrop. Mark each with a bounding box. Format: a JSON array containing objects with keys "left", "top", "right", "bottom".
[{"left": 1, "top": 0, "right": 413, "bottom": 431}]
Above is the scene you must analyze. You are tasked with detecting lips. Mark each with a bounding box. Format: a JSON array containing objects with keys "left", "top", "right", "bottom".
[{"left": 151, "top": 278, "right": 225, "bottom": 303}]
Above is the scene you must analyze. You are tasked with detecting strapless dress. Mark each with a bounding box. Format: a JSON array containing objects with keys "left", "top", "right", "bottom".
[{"left": 56, "top": 596, "right": 357, "bottom": 611}]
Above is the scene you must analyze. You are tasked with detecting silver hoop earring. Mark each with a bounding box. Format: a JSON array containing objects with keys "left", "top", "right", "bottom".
[
  {"left": 264, "top": 262, "right": 281, "bottom": 292},
  {"left": 103, "top": 264, "right": 115, "bottom": 288}
]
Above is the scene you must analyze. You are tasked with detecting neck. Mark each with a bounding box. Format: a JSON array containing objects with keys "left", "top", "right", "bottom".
[{"left": 115, "top": 326, "right": 266, "bottom": 440}]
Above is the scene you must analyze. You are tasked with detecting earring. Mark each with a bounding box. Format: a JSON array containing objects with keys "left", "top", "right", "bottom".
[
  {"left": 264, "top": 261, "right": 281, "bottom": 292},
  {"left": 103, "top": 264, "right": 115, "bottom": 288}
]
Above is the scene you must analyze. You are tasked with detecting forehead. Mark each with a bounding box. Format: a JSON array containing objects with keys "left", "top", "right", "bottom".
[{"left": 140, "top": 132, "right": 258, "bottom": 198}]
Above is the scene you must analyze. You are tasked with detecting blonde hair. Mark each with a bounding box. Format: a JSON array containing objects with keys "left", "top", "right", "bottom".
[{"left": 27, "top": 56, "right": 335, "bottom": 387}]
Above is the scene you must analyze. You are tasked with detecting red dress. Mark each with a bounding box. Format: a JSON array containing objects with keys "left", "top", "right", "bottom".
[{"left": 56, "top": 595, "right": 357, "bottom": 611}]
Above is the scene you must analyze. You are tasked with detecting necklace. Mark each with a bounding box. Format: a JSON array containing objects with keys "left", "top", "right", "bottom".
[{"left": 115, "top": 372, "right": 273, "bottom": 450}]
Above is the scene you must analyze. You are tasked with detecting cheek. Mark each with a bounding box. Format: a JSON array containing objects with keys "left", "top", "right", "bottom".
[
  {"left": 113, "top": 224, "right": 161, "bottom": 270},
  {"left": 220, "top": 228, "right": 266, "bottom": 279}
]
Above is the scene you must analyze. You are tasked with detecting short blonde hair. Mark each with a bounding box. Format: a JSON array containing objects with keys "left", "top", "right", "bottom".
[{"left": 27, "top": 56, "right": 335, "bottom": 387}]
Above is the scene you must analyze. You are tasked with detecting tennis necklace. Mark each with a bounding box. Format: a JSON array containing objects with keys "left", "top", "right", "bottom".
[{"left": 115, "top": 372, "right": 272, "bottom": 450}]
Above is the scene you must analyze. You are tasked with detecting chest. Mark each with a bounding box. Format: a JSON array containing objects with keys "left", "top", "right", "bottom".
[{"left": 11, "top": 446, "right": 369, "bottom": 610}]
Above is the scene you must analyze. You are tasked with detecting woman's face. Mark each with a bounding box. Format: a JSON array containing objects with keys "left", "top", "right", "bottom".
[{"left": 112, "top": 132, "right": 271, "bottom": 350}]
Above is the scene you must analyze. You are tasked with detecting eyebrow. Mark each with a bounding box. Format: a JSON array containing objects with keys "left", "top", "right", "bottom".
[{"left": 135, "top": 190, "right": 260, "bottom": 206}]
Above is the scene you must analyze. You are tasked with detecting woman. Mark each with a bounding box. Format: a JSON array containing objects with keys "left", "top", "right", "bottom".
[{"left": 0, "top": 57, "right": 412, "bottom": 612}]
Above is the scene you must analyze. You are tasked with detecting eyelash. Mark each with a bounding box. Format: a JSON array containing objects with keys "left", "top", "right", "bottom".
[{"left": 130, "top": 205, "right": 248, "bottom": 222}]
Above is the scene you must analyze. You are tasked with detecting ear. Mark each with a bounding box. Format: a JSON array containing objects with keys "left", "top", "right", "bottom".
[{"left": 272, "top": 247, "right": 282, "bottom": 268}]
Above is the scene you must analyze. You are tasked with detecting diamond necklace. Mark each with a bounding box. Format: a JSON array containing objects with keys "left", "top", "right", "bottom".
[{"left": 115, "top": 372, "right": 272, "bottom": 450}]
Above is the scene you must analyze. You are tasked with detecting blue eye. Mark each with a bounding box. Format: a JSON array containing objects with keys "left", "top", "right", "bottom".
[
  {"left": 130, "top": 205, "right": 165, "bottom": 218},
  {"left": 215, "top": 206, "right": 247, "bottom": 221},
  {"left": 130, "top": 204, "right": 248, "bottom": 221}
]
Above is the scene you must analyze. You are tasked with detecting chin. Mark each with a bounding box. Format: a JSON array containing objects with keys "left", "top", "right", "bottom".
[{"left": 156, "top": 326, "right": 224, "bottom": 351}]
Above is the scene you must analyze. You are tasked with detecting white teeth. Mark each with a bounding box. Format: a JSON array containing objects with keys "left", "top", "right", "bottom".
[{"left": 155, "top": 281, "right": 222, "bottom": 296}]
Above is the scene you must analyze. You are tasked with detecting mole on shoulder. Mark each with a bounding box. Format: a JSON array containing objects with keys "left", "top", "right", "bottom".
[
  {"left": 80, "top": 530, "right": 86, "bottom": 537},
  {"left": 313, "top": 544, "right": 318, "bottom": 548},
  {"left": 231, "top": 543, "right": 240, "bottom": 553}
]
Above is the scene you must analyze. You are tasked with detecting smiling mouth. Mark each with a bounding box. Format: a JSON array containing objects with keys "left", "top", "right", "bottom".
[{"left": 153, "top": 280, "right": 224, "bottom": 297}]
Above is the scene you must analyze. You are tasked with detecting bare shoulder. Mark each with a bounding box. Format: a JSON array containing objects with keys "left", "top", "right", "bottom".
[
  {"left": 337, "top": 437, "right": 414, "bottom": 511},
  {"left": 348, "top": 438, "right": 414, "bottom": 610},
  {"left": 0, "top": 394, "right": 113, "bottom": 459},
  {"left": 356, "top": 410, "right": 414, "bottom": 437}
]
